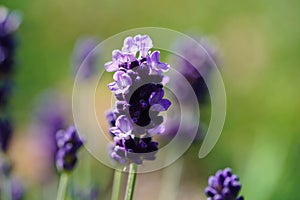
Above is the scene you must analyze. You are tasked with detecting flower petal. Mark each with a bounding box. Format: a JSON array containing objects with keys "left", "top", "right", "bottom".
[
  {"left": 159, "top": 99, "right": 171, "bottom": 110},
  {"left": 149, "top": 88, "right": 164, "bottom": 105},
  {"left": 113, "top": 71, "right": 132, "bottom": 89},
  {"left": 116, "top": 115, "right": 133, "bottom": 134},
  {"left": 104, "top": 61, "right": 119, "bottom": 72}
]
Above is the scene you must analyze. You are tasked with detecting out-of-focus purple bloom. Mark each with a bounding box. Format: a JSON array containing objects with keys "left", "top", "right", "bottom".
[
  {"left": 0, "top": 117, "right": 12, "bottom": 152},
  {"left": 163, "top": 36, "right": 220, "bottom": 142},
  {"left": 32, "top": 91, "right": 67, "bottom": 166},
  {"left": 34, "top": 92, "right": 66, "bottom": 135},
  {"left": 0, "top": 6, "right": 21, "bottom": 75},
  {"left": 56, "top": 126, "right": 83, "bottom": 172},
  {"left": 0, "top": 7, "right": 21, "bottom": 154},
  {"left": 105, "top": 35, "right": 171, "bottom": 165},
  {"left": 205, "top": 168, "right": 244, "bottom": 200},
  {"left": 71, "top": 37, "right": 100, "bottom": 79},
  {"left": 170, "top": 36, "right": 219, "bottom": 103},
  {"left": 11, "top": 177, "right": 25, "bottom": 200},
  {"left": 0, "top": 159, "right": 12, "bottom": 177}
]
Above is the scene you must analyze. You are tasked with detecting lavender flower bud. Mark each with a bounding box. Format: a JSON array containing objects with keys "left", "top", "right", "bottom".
[
  {"left": 105, "top": 35, "right": 171, "bottom": 165},
  {"left": 55, "top": 126, "right": 83, "bottom": 172},
  {"left": 205, "top": 168, "right": 244, "bottom": 200}
]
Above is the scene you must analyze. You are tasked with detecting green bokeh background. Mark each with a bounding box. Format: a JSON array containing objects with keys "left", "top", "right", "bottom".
[{"left": 2, "top": 0, "right": 300, "bottom": 199}]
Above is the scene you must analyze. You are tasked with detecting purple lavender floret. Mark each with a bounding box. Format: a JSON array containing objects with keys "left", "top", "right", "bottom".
[
  {"left": 56, "top": 126, "right": 83, "bottom": 172},
  {"left": 205, "top": 168, "right": 244, "bottom": 200},
  {"left": 105, "top": 35, "right": 171, "bottom": 165},
  {"left": 71, "top": 37, "right": 99, "bottom": 79},
  {"left": 0, "top": 7, "right": 21, "bottom": 75},
  {"left": 0, "top": 117, "right": 12, "bottom": 152}
]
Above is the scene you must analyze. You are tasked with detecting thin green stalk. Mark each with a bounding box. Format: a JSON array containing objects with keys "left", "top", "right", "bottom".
[
  {"left": 111, "top": 169, "right": 123, "bottom": 200},
  {"left": 56, "top": 173, "right": 69, "bottom": 200},
  {"left": 124, "top": 163, "right": 137, "bottom": 200},
  {"left": 1, "top": 176, "right": 12, "bottom": 200}
]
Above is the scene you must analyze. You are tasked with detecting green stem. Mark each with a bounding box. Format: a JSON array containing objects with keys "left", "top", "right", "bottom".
[
  {"left": 56, "top": 173, "right": 69, "bottom": 200},
  {"left": 124, "top": 164, "right": 137, "bottom": 200},
  {"left": 2, "top": 176, "right": 12, "bottom": 200},
  {"left": 111, "top": 169, "right": 123, "bottom": 200}
]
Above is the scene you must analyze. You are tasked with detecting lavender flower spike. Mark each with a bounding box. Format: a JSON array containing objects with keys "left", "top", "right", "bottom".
[
  {"left": 56, "top": 126, "right": 83, "bottom": 172},
  {"left": 105, "top": 34, "right": 171, "bottom": 165},
  {"left": 0, "top": 6, "right": 21, "bottom": 75},
  {"left": 205, "top": 168, "right": 244, "bottom": 200}
]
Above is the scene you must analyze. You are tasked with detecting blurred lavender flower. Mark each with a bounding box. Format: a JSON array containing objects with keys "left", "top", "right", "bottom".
[
  {"left": 0, "top": 117, "right": 12, "bottom": 152},
  {"left": 0, "top": 6, "right": 21, "bottom": 75},
  {"left": 71, "top": 37, "right": 100, "bottom": 79},
  {"left": 56, "top": 126, "right": 83, "bottom": 172},
  {"left": 205, "top": 168, "right": 244, "bottom": 200},
  {"left": 105, "top": 34, "right": 171, "bottom": 165},
  {"left": 0, "top": 6, "right": 21, "bottom": 153},
  {"left": 11, "top": 177, "right": 25, "bottom": 200},
  {"left": 163, "top": 36, "right": 220, "bottom": 141},
  {"left": 170, "top": 36, "right": 219, "bottom": 103},
  {"left": 32, "top": 91, "right": 67, "bottom": 165}
]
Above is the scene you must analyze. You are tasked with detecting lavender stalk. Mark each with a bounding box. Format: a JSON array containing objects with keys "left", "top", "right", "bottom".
[
  {"left": 56, "top": 173, "right": 69, "bottom": 200},
  {"left": 124, "top": 163, "right": 137, "bottom": 200},
  {"left": 111, "top": 169, "right": 123, "bottom": 200},
  {"left": 105, "top": 34, "right": 171, "bottom": 199},
  {"left": 55, "top": 126, "right": 83, "bottom": 200}
]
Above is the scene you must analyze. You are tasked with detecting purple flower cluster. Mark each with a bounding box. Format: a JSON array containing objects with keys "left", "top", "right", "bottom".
[
  {"left": 105, "top": 35, "right": 171, "bottom": 164},
  {"left": 205, "top": 168, "right": 244, "bottom": 200},
  {"left": 0, "top": 6, "right": 21, "bottom": 75},
  {"left": 56, "top": 126, "right": 83, "bottom": 172},
  {"left": 0, "top": 7, "right": 21, "bottom": 153}
]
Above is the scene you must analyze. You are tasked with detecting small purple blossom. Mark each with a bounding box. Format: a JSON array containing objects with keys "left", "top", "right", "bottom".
[
  {"left": 56, "top": 126, "right": 83, "bottom": 172},
  {"left": 71, "top": 37, "right": 100, "bottom": 79},
  {"left": 205, "top": 168, "right": 244, "bottom": 200},
  {"left": 105, "top": 35, "right": 171, "bottom": 164}
]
